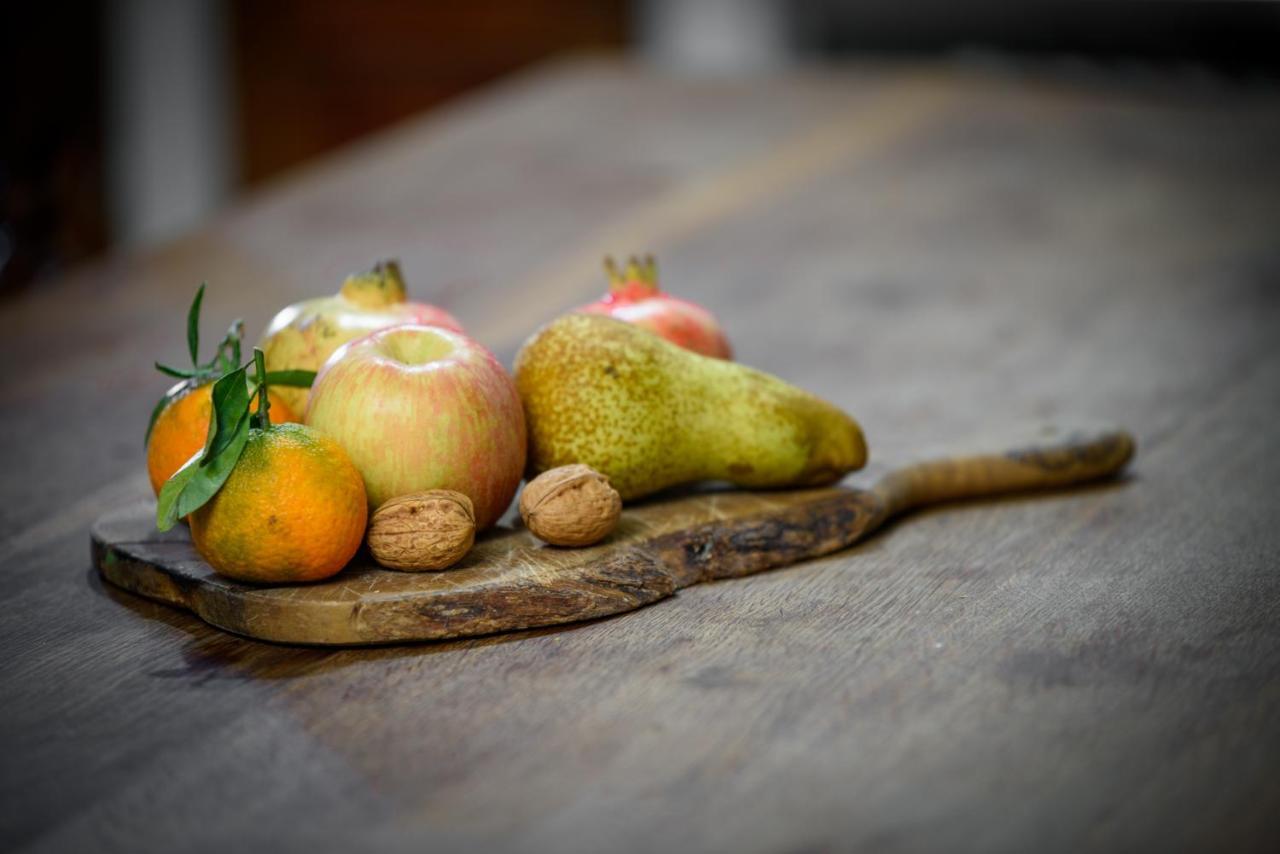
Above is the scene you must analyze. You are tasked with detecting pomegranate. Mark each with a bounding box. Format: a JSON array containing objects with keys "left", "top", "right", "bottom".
[{"left": 578, "top": 255, "right": 732, "bottom": 359}]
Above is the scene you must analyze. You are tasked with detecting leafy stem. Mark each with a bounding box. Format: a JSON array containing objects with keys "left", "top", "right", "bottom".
[
  {"left": 146, "top": 285, "right": 248, "bottom": 447},
  {"left": 251, "top": 348, "right": 271, "bottom": 429},
  {"left": 146, "top": 288, "right": 315, "bottom": 446}
]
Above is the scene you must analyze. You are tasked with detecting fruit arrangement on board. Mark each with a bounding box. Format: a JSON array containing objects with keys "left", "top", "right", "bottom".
[{"left": 147, "top": 256, "right": 866, "bottom": 583}]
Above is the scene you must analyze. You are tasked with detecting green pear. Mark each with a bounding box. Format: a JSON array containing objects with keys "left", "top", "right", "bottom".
[{"left": 514, "top": 313, "right": 867, "bottom": 501}]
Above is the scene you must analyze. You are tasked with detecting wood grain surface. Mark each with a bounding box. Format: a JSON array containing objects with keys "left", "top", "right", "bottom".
[
  {"left": 2, "top": 58, "right": 1279, "bottom": 853},
  {"left": 92, "top": 426, "right": 1133, "bottom": 645}
]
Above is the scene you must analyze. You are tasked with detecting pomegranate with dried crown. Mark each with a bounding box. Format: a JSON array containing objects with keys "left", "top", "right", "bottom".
[
  {"left": 577, "top": 255, "right": 732, "bottom": 359},
  {"left": 260, "top": 259, "right": 464, "bottom": 413}
]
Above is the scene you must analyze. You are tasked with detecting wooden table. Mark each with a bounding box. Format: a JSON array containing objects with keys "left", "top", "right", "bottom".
[{"left": 3, "top": 58, "right": 1279, "bottom": 852}]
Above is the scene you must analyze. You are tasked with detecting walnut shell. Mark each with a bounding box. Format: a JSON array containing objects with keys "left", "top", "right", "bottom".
[
  {"left": 367, "top": 490, "right": 475, "bottom": 571},
  {"left": 519, "top": 464, "right": 621, "bottom": 547}
]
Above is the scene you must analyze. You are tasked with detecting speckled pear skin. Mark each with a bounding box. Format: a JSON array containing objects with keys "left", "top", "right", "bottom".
[{"left": 514, "top": 314, "right": 868, "bottom": 501}]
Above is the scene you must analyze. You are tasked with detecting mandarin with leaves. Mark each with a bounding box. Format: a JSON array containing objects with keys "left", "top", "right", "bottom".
[{"left": 157, "top": 349, "right": 363, "bottom": 583}]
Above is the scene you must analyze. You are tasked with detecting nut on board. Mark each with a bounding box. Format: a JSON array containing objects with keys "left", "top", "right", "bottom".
[
  {"left": 367, "top": 490, "right": 475, "bottom": 571},
  {"left": 519, "top": 464, "right": 622, "bottom": 547}
]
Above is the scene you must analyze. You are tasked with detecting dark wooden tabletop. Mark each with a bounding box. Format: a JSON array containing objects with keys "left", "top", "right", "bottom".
[{"left": 3, "top": 58, "right": 1279, "bottom": 853}]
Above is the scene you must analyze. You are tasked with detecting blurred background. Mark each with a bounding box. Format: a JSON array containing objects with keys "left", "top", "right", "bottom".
[{"left": 2, "top": 0, "right": 1278, "bottom": 296}]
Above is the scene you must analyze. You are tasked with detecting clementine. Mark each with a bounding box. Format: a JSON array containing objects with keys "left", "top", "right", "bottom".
[{"left": 188, "top": 422, "right": 367, "bottom": 583}]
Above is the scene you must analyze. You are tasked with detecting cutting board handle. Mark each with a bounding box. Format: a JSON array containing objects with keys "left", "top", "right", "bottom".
[{"left": 871, "top": 424, "right": 1135, "bottom": 518}]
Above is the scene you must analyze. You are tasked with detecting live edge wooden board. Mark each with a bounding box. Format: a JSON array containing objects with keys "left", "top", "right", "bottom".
[{"left": 93, "top": 425, "right": 1134, "bottom": 646}]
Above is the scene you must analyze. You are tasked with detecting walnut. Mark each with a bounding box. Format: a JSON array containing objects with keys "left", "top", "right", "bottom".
[
  {"left": 519, "top": 464, "right": 622, "bottom": 547},
  {"left": 367, "top": 490, "right": 475, "bottom": 571}
]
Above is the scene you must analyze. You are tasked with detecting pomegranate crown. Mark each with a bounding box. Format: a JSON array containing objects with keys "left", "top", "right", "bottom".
[
  {"left": 341, "top": 258, "right": 407, "bottom": 307},
  {"left": 603, "top": 254, "right": 659, "bottom": 293}
]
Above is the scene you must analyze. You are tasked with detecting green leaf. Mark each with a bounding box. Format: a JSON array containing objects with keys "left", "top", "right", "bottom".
[
  {"left": 202, "top": 366, "right": 251, "bottom": 462},
  {"left": 187, "top": 283, "right": 206, "bottom": 366},
  {"left": 263, "top": 369, "right": 316, "bottom": 388},
  {"left": 154, "top": 362, "right": 197, "bottom": 379},
  {"left": 156, "top": 452, "right": 202, "bottom": 531},
  {"left": 175, "top": 418, "right": 250, "bottom": 519}
]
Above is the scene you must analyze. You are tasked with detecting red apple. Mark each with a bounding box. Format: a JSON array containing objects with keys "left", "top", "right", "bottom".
[{"left": 304, "top": 324, "right": 526, "bottom": 529}]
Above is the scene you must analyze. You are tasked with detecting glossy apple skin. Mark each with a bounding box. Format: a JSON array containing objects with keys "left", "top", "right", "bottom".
[{"left": 304, "top": 324, "right": 526, "bottom": 530}]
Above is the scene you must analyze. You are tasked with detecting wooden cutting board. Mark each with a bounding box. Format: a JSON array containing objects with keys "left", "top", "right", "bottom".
[{"left": 93, "top": 425, "right": 1134, "bottom": 646}]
